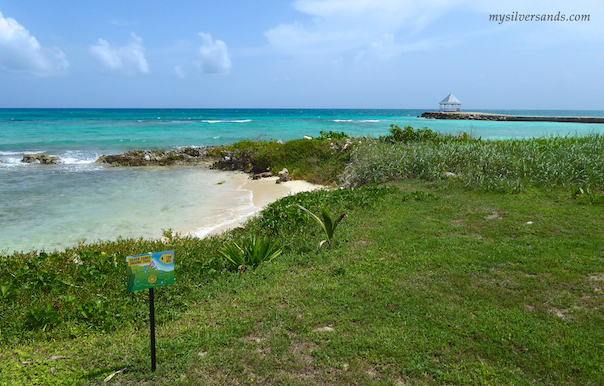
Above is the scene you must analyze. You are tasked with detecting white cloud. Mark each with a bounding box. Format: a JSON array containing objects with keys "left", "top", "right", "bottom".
[
  {"left": 0, "top": 11, "right": 69, "bottom": 76},
  {"left": 89, "top": 32, "right": 149, "bottom": 75},
  {"left": 265, "top": 0, "right": 603, "bottom": 62},
  {"left": 194, "top": 32, "right": 232, "bottom": 75},
  {"left": 265, "top": 0, "right": 458, "bottom": 56},
  {"left": 173, "top": 65, "right": 186, "bottom": 79}
]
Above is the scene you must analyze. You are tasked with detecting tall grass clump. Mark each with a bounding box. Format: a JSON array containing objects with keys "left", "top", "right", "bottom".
[
  {"left": 219, "top": 236, "right": 282, "bottom": 269},
  {"left": 342, "top": 130, "right": 604, "bottom": 192}
]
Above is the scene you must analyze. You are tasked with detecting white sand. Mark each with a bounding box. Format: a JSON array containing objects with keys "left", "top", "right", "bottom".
[{"left": 196, "top": 173, "right": 324, "bottom": 237}]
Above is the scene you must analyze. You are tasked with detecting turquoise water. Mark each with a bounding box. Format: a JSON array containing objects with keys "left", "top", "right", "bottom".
[{"left": 2, "top": 109, "right": 604, "bottom": 253}]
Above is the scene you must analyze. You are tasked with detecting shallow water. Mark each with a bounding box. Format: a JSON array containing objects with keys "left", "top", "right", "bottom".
[{"left": 0, "top": 165, "right": 253, "bottom": 253}]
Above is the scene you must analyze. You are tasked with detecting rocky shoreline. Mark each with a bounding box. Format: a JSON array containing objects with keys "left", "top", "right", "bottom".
[
  {"left": 94, "top": 146, "right": 290, "bottom": 182},
  {"left": 18, "top": 146, "right": 292, "bottom": 183},
  {"left": 95, "top": 147, "right": 216, "bottom": 167}
]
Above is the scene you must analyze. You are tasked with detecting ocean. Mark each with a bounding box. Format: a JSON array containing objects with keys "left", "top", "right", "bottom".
[{"left": 2, "top": 108, "right": 604, "bottom": 253}]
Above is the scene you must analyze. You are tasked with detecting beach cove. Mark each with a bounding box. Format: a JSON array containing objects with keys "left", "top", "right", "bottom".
[{"left": 3, "top": 108, "right": 604, "bottom": 253}]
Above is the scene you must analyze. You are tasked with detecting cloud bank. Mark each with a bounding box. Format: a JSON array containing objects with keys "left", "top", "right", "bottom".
[
  {"left": 195, "top": 32, "right": 232, "bottom": 75},
  {"left": 0, "top": 11, "right": 69, "bottom": 76},
  {"left": 89, "top": 32, "right": 149, "bottom": 75}
]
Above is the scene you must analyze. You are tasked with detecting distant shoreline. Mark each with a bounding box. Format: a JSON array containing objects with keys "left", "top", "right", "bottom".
[{"left": 419, "top": 111, "right": 604, "bottom": 124}]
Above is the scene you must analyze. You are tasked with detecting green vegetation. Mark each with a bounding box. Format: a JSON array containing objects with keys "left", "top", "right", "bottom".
[
  {"left": 2, "top": 129, "right": 604, "bottom": 385},
  {"left": 296, "top": 204, "right": 347, "bottom": 249},
  {"left": 211, "top": 135, "right": 355, "bottom": 185},
  {"left": 219, "top": 236, "right": 282, "bottom": 270},
  {"left": 344, "top": 126, "right": 604, "bottom": 193}
]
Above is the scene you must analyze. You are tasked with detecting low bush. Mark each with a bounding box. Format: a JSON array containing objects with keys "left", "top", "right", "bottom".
[{"left": 219, "top": 236, "right": 282, "bottom": 270}]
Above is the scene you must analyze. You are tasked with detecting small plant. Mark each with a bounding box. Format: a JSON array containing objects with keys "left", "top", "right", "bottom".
[
  {"left": 296, "top": 205, "right": 347, "bottom": 249},
  {"left": 25, "top": 303, "right": 62, "bottom": 331},
  {"left": 0, "top": 283, "right": 13, "bottom": 299},
  {"left": 219, "top": 236, "right": 282, "bottom": 270},
  {"left": 319, "top": 130, "right": 349, "bottom": 140},
  {"left": 572, "top": 186, "right": 603, "bottom": 205}
]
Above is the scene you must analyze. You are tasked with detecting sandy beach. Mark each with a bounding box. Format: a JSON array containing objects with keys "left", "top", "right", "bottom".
[{"left": 194, "top": 173, "right": 324, "bottom": 237}]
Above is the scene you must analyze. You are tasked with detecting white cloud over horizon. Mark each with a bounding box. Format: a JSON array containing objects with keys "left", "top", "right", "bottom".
[
  {"left": 265, "top": 0, "right": 603, "bottom": 63},
  {"left": 0, "top": 11, "right": 69, "bottom": 77},
  {"left": 195, "top": 32, "right": 232, "bottom": 75},
  {"left": 89, "top": 32, "right": 150, "bottom": 75}
]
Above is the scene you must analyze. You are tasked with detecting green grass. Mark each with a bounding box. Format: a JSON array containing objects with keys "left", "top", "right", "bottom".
[
  {"left": 2, "top": 181, "right": 604, "bottom": 385},
  {"left": 2, "top": 131, "right": 604, "bottom": 385}
]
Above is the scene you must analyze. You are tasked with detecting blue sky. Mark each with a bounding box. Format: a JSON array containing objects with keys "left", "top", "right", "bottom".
[{"left": 0, "top": 0, "right": 602, "bottom": 109}]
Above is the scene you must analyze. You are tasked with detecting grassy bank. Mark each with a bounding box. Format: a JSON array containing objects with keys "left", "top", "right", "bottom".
[
  {"left": 210, "top": 130, "right": 354, "bottom": 185},
  {"left": 2, "top": 129, "right": 604, "bottom": 385}
]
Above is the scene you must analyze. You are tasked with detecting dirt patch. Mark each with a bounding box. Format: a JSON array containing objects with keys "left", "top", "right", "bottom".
[
  {"left": 485, "top": 212, "right": 504, "bottom": 220},
  {"left": 551, "top": 308, "right": 570, "bottom": 320},
  {"left": 589, "top": 273, "right": 604, "bottom": 282},
  {"left": 451, "top": 219, "right": 465, "bottom": 227}
]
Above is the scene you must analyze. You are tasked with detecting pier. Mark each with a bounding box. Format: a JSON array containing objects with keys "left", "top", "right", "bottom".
[{"left": 419, "top": 111, "right": 604, "bottom": 124}]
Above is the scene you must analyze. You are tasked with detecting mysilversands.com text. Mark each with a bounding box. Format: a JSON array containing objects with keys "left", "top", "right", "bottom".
[{"left": 490, "top": 12, "right": 590, "bottom": 24}]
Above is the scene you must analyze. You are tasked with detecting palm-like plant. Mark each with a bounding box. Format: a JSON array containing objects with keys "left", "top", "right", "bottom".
[
  {"left": 219, "top": 236, "right": 282, "bottom": 270},
  {"left": 296, "top": 204, "right": 347, "bottom": 249}
]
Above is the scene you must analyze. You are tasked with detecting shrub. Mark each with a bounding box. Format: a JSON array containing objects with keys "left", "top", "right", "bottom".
[
  {"left": 219, "top": 236, "right": 283, "bottom": 270},
  {"left": 318, "top": 130, "right": 349, "bottom": 140},
  {"left": 383, "top": 124, "right": 439, "bottom": 143}
]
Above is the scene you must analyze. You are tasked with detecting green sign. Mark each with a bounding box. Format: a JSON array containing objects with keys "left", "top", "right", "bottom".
[{"left": 127, "top": 251, "right": 175, "bottom": 292}]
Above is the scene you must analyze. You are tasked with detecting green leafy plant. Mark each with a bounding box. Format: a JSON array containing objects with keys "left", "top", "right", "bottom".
[
  {"left": 0, "top": 283, "right": 13, "bottom": 299},
  {"left": 572, "top": 186, "right": 603, "bottom": 205},
  {"left": 25, "top": 303, "right": 62, "bottom": 331},
  {"left": 383, "top": 124, "right": 439, "bottom": 143},
  {"left": 219, "top": 236, "right": 283, "bottom": 270},
  {"left": 296, "top": 204, "right": 347, "bottom": 249},
  {"left": 319, "top": 130, "right": 349, "bottom": 140}
]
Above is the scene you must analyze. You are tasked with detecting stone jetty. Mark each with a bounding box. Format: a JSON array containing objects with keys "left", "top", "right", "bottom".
[{"left": 419, "top": 111, "right": 604, "bottom": 124}]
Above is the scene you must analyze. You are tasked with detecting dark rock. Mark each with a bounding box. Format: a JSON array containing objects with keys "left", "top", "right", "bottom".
[
  {"left": 278, "top": 168, "right": 289, "bottom": 178},
  {"left": 276, "top": 168, "right": 290, "bottom": 183},
  {"left": 181, "top": 147, "right": 202, "bottom": 157},
  {"left": 22, "top": 154, "right": 62, "bottom": 164},
  {"left": 252, "top": 172, "right": 273, "bottom": 180}
]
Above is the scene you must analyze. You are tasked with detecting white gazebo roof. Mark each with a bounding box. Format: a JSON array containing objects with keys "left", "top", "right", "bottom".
[{"left": 440, "top": 93, "right": 461, "bottom": 105}]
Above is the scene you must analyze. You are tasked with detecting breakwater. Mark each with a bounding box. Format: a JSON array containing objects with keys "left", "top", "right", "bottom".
[{"left": 419, "top": 111, "right": 604, "bottom": 124}]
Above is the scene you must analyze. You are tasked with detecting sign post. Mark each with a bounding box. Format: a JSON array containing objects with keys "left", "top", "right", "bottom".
[{"left": 127, "top": 250, "right": 175, "bottom": 372}]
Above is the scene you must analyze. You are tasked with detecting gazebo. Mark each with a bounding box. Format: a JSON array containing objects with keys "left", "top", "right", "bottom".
[{"left": 439, "top": 93, "right": 462, "bottom": 112}]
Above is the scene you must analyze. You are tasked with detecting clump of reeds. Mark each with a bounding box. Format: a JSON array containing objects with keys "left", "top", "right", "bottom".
[{"left": 342, "top": 127, "right": 604, "bottom": 192}]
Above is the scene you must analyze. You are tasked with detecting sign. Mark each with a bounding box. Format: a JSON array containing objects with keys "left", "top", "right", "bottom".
[{"left": 127, "top": 250, "right": 175, "bottom": 293}]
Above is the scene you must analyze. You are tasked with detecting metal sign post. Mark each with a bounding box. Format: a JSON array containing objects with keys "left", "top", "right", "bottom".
[
  {"left": 126, "top": 250, "right": 175, "bottom": 372},
  {"left": 149, "top": 287, "right": 156, "bottom": 372}
]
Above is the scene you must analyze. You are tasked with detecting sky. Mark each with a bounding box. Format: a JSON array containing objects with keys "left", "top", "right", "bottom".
[{"left": 0, "top": 0, "right": 602, "bottom": 109}]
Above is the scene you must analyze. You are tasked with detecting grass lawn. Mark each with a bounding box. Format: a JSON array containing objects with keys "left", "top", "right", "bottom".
[{"left": 2, "top": 179, "right": 603, "bottom": 385}]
